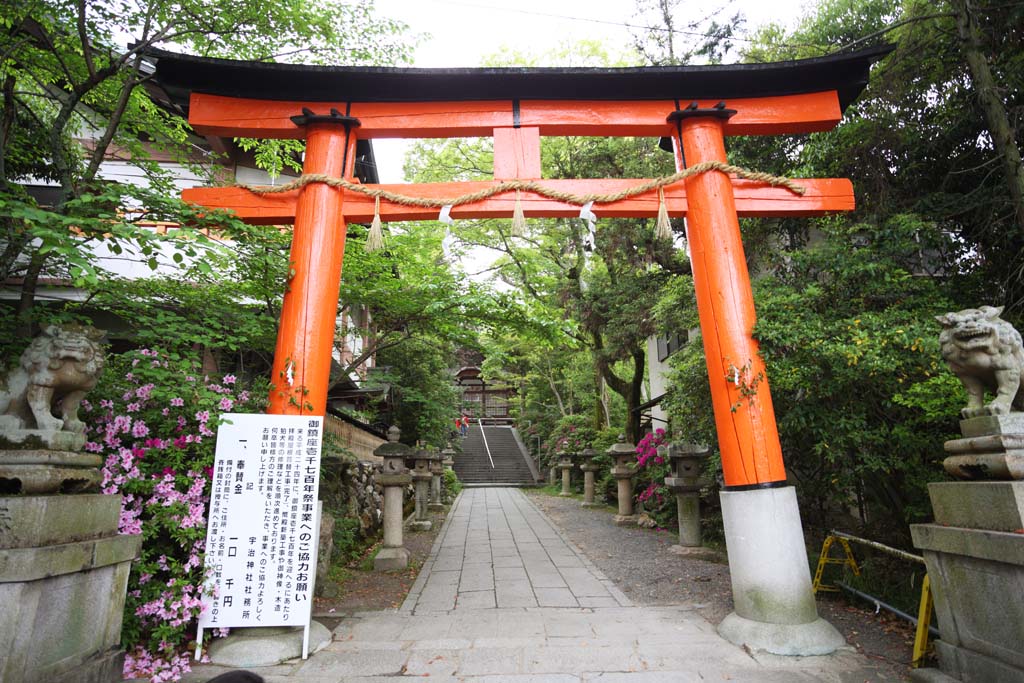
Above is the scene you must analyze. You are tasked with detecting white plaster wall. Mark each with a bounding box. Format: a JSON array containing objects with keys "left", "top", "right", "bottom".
[{"left": 647, "top": 335, "right": 670, "bottom": 426}]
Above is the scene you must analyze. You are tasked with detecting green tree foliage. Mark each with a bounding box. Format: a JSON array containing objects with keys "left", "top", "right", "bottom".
[
  {"left": 376, "top": 336, "right": 460, "bottom": 447},
  {"left": 740, "top": 0, "right": 1023, "bottom": 311},
  {"left": 661, "top": 217, "right": 965, "bottom": 538},
  {"left": 0, "top": 0, "right": 411, "bottom": 325},
  {"left": 339, "top": 222, "right": 522, "bottom": 377}
]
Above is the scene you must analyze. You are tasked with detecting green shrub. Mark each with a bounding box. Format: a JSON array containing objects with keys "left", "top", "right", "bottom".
[{"left": 443, "top": 468, "right": 462, "bottom": 501}]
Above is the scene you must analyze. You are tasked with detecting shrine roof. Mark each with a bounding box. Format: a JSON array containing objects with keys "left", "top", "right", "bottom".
[{"left": 145, "top": 45, "right": 892, "bottom": 112}]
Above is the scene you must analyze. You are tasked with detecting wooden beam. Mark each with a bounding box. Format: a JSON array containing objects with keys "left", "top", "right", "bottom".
[
  {"left": 188, "top": 92, "right": 842, "bottom": 139},
  {"left": 183, "top": 177, "right": 853, "bottom": 225},
  {"left": 493, "top": 127, "right": 541, "bottom": 179}
]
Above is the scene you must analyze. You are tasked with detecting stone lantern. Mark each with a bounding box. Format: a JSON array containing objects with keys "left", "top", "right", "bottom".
[
  {"left": 558, "top": 448, "right": 575, "bottom": 496},
  {"left": 373, "top": 426, "right": 413, "bottom": 571},
  {"left": 441, "top": 444, "right": 456, "bottom": 471},
  {"left": 428, "top": 448, "right": 445, "bottom": 511},
  {"left": 409, "top": 447, "right": 434, "bottom": 531},
  {"left": 578, "top": 447, "right": 600, "bottom": 507},
  {"left": 663, "top": 441, "right": 710, "bottom": 552},
  {"left": 607, "top": 436, "right": 637, "bottom": 525}
]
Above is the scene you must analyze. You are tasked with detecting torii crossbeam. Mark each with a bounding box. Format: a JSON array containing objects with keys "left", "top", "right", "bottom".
[{"left": 148, "top": 44, "right": 891, "bottom": 655}]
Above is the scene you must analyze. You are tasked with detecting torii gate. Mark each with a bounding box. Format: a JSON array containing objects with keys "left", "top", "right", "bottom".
[{"left": 151, "top": 45, "right": 890, "bottom": 654}]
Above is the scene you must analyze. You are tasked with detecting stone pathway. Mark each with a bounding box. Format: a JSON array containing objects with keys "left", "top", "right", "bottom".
[{"left": 188, "top": 488, "right": 899, "bottom": 682}]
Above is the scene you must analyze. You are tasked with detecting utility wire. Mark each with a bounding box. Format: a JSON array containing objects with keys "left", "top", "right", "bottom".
[{"left": 421, "top": 0, "right": 815, "bottom": 48}]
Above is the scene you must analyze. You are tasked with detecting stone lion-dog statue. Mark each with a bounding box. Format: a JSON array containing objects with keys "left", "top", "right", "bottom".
[
  {"left": 937, "top": 306, "right": 1024, "bottom": 418},
  {"left": 0, "top": 323, "right": 105, "bottom": 438}
]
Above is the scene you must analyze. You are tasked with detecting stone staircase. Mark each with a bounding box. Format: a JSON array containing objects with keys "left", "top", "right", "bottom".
[{"left": 452, "top": 424, "right": 538, "bottom": 486}]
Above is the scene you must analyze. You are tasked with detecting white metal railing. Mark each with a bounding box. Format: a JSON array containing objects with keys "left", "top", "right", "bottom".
[{"left": 476, "top": 419, "right": 495, "bottom": 469}]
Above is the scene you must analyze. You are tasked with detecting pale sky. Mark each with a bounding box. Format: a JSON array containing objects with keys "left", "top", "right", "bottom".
[{"left": 371, "top": 0, "right": 809, "bottom": 182}]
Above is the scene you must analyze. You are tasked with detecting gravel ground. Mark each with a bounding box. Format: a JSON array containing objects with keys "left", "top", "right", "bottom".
[{"left": 527, "top": 489, "right": 917, "bottom": 681}]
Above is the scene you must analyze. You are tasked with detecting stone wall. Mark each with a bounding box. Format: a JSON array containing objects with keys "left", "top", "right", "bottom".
[
  {"left": 324, "top": 415, "right": 385, "bottom": 463},
  {"left": 316, "top": 455, "right": 384, "bottom": 592},
  {"left": 321, "top": 456, "right": 383, "bottom": 540}
]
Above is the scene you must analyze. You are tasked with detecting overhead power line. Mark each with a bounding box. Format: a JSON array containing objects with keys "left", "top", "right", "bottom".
[{"left": 423, "top": 0, "right": 807, "bottom": 47}]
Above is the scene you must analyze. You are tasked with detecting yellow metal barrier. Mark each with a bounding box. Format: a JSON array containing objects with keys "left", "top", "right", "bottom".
[
  {"left": 912, "top": 574, "right": 934, "bottom": 668},
  {"left": 813, "top": 531, "right": 935, "bottom": 668},
  {"left": 812, "top": 535, "right": 860, "bottom": 592}
]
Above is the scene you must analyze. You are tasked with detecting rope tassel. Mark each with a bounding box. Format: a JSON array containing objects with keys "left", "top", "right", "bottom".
[
  {"left": 365, "top": 196, "right": 384, "bottom": 252},
  {"left": 511, "top": 190, "right": 526, "bottom": 236},
  {"left": 655, "top": 187, "right": 673, "bottom": 240}
]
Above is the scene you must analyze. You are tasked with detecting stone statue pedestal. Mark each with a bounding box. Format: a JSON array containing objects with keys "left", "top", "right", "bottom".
[
  {"left": 911, "top": 480, "right": 1024, "bottom": 682},
  {"left": 0, "top": 493, "right": 141, "bottom": 683},
  {"left": 943, "top": 414, "right": 1024, "bottom": 480},
  {"left": 0, "top": 449, "right": 102, "bottom": 495}
]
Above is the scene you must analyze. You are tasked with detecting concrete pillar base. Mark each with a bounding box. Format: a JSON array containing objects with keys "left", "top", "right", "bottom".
[
  {"left": 613, "top": 514, "right": 637, "bottom": 526},
  {"left": 581, "top": 501, "right": 600, "bottom": 508},
  {"left": 428, "top": 503, "right": 445, "bottom": 511},
  {"left": 408, "top": 520, "right": 432, "bottom": 532},
  {"left": 207, "top": 621, "right": 332, "bottom": 666},
  {"left": 719, "top": 485, "right": 843, "bottom": 656},
  {"left": 559, "top": 491, "right": 574, "bottom": 497},
  {"left": 718, "top": 612, "right": 845, "bottom": 656},
  {"left": 374, "top": 546, "right": 409, "bottom": 571}
]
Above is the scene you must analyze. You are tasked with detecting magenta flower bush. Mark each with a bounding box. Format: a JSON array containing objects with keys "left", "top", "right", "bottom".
[
  {"left": 635, "top": 428, "right": 671, "bottom": 519},
  {"left": 542, "top": 415, "right": 597, "bottom": 467},
  {"left": 83, "top": 348, "right": 264, "bottom": 682}
]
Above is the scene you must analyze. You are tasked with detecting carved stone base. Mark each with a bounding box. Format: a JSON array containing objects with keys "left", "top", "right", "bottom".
[
  {"left": 408, "top": 519, "right": 432, "bottom": 532},
  {"left": 944, "top": 415, "right": 1024, "bottom": 480},
  {"left": 1, "top": 493, "right": 140, "bottom": 683},
  {"left": 612, "top": 514, "right": 637, "bottom": 526},
  {"left": 374, "top": 546, "right": 409, "bottom": 571},
  {"left": 0, "top": 427, "right": 86, "bottom": 452},
  {"left": 911, "top": 480, "right": 1024, "bottom": 681},
  {"left": 943, "top": 453, "right": 1024, "bottom": 480},
  {"left": 0, "top": 450, "right": 102, "bottom": 494}
]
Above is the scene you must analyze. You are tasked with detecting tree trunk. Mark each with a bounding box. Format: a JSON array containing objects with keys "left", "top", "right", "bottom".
[
  {"left": 593, "top": 359, "right": 606, "bottom": 430},
  {"left": 952, "top": 0, "right": 1024, "bottom": 239},
  {"left": 596, "top": 339, "right": 646, "bottom": 444},
  {"left": 16, "top": 251, "right": 47, "bottom": 336}
]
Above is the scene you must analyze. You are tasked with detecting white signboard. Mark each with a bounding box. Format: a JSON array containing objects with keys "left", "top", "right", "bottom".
[{"left": 196, "top": 413, "right": 323, "bottom": 657}]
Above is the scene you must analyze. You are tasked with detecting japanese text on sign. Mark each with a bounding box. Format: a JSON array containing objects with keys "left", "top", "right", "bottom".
[{"left": 199, "top": 413, "right": 322, "bottom": 630}]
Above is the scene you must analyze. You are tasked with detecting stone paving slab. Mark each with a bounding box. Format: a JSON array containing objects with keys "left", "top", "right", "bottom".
[{"left": 182, "top": 488, "right": 899, "bottom": 682}]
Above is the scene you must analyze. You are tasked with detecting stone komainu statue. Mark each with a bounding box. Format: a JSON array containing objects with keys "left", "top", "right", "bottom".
[
  {"left": 0, "top": 323, "right": 105, "bottom": 435},
  {"left": 937, "top": 306, "right": 1024, "bottom": 418}
]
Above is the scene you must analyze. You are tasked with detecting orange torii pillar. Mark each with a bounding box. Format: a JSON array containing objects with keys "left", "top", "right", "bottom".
[
  {"left": 673, "top": 107, "right": 843, "bottom": 653},
  {"left": 266, "top": 115, "right": 357, "bottom": 416}
]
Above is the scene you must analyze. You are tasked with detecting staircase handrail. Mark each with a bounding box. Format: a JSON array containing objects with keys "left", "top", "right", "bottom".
[{"left": 476, "top": 418, "right": 495, "bottom": 469}]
